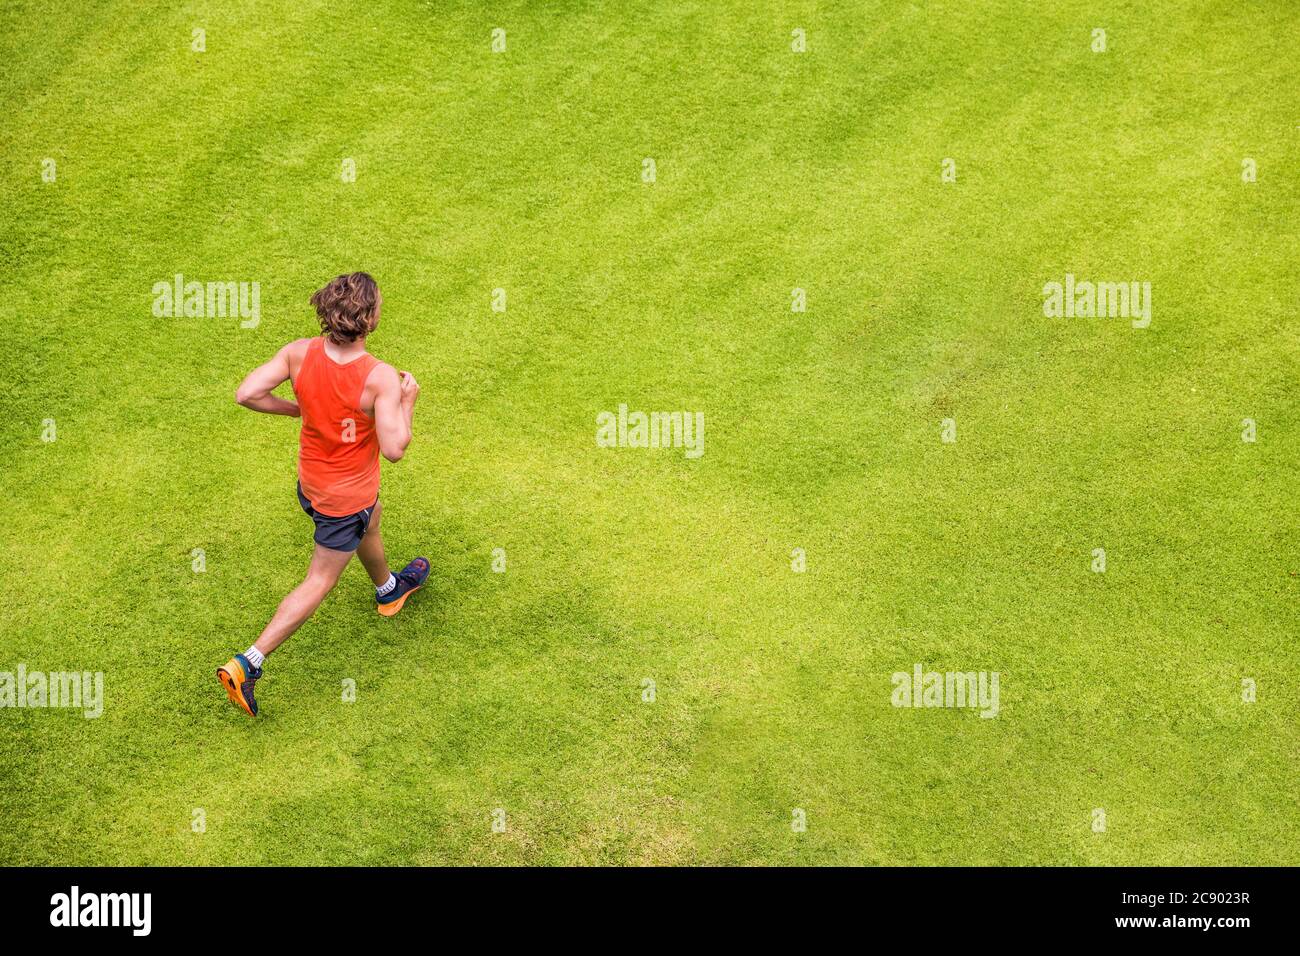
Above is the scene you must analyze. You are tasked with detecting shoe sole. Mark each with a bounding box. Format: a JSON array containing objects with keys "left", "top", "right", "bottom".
[
  {"left": 216, "top": 666, "right": 256, "bottom": 717},
  {"left": 377, "top": 584, "right": 422, "bottom": 617}
]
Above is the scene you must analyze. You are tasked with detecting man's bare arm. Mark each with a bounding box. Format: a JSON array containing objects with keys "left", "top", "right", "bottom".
[
  {"left": 373, "top": 365, "right": 417, "bottom": 462},
  {"left": 235, "top": 344, "right": 300, "bottom": 417}
]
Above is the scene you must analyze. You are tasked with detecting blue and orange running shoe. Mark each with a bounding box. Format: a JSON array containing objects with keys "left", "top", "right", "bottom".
[
  {"left": 377, "top": 557, "right": 430, "bottom": 617},
  {"left": 216, "top": 653, "right": 262, "bottom": 717}
]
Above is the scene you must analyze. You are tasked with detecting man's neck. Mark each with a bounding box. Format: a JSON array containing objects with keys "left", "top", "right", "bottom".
[{"left": 323, "top": 336, "right": 367, "bottom": 362}]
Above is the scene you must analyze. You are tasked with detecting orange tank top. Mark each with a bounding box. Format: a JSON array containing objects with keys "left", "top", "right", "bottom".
[{"left": 294, "top": 337, "right": 380, "bottom": 516}]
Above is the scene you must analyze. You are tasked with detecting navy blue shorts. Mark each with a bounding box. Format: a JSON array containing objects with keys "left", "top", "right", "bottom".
[{"left": 297, "top": 482, "right": 376, "bottom": 553}]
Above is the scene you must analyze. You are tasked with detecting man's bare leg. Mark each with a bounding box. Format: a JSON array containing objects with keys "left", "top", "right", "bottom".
[
  {"left": 253, "top": 544, "right": 353, "bottom": 657},
  {"left": 217, "top": 543, "right": 352, "bottom": 716},
  {"left": 358, "top": 500, "right": 427, "bottom": 616},
  {"left": 355, "top": 500, "right": 392, "bottom": 586}
]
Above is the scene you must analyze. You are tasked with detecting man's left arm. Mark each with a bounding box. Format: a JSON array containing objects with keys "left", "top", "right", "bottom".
[{"left": 235, "top": 344, "right": 300, "bottom": 417}]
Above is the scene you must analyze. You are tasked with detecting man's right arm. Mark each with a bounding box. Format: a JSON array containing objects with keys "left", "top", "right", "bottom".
[{"left": 373, "top": 365, "right": 416, "bottom": 462}]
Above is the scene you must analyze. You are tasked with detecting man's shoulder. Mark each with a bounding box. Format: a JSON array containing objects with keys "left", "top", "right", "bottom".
[
  {"left": 366, "top": 359, "right": 400, "bottom": 388},
  {"left": 281, "top": 337, "right": 315, "bottom": 356}
]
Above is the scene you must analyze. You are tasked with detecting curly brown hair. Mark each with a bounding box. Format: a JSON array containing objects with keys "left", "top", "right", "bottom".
[{"left": 310, "top": 272, "right": 381, "bottom": 344}]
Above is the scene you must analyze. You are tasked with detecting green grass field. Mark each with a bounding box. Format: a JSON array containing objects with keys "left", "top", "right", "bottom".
[{"left": 2, "top": 0, "right": 1297, "bottom": 866}]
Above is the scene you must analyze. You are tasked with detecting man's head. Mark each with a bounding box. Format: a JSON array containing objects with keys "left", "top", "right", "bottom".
[{"left": 311, "top": 272, "right": 382, "bottom": 345}]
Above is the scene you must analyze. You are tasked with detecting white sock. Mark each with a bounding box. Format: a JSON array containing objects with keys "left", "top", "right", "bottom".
[
  {"left": 376, "top": 573, "right": 397, "bottom": 597},
  {"left": 244, "top": 646, "right": 265, "bottom": 669}
]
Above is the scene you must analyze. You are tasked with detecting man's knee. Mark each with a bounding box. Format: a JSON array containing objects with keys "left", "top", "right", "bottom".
[
  {"left": 309, "top": 572, "right": 340, "bottom": 595},
  {"left": 304, "top": 568, "right": 342, "bottom": 599}
]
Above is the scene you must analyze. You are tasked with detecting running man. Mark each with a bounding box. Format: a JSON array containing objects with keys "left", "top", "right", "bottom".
[{"left": 217, "top": 272, "right": 429, "bottom": 717}]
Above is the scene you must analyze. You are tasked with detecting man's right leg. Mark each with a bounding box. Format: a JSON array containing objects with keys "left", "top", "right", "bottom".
[
  {"left": 355, "top": 500, "right": 391, "bottom": 586},
  {"left": 358, "top": 501, "right": 430, "bottom": 618}
]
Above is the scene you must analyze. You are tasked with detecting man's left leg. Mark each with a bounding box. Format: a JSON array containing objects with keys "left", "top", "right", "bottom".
[
  {"left": 217, "top": 544, "right": 352, "bottom": 716},
  {"left": 252, "top": 543, "right": 353, "bottom": 655}
]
